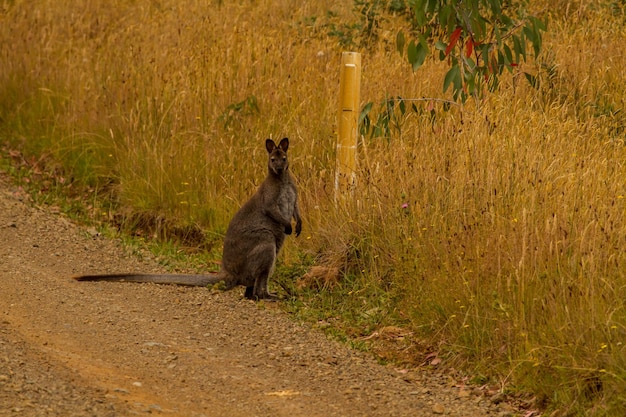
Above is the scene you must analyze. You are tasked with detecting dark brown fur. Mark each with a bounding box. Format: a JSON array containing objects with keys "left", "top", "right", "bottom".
[{"left": 74, "top": 138, "right": 302, "bottom": 300}]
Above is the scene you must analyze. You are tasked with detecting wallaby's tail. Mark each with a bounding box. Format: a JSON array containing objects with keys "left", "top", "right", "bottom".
[{"left": 73, "top": 273, "right": 224, "bottom": 287}]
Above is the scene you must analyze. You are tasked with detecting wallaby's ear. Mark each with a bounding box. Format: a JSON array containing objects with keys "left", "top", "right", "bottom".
[
  {"left": 278, "top": 137, "right": 289, "bottom": 152},
  {"left": 265, "top": 139, "right": 276, "bottom": 153}
]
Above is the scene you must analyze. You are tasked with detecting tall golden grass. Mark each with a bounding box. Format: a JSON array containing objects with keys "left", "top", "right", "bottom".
[{"left": 1, "top": 0, "right": 625, "bottom": 414}]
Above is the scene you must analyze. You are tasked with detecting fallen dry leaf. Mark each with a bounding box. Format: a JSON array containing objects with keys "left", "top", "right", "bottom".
[{"left": 430, "top": 357, "right": 442, "bottom": 366}]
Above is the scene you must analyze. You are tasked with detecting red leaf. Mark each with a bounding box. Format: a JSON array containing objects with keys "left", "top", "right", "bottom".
[
  {"left": 445, "top": 27, "right": 462, "bottom": 56},
  {"left": 465, "top": 39, "right": 474, "bottom": 57}
]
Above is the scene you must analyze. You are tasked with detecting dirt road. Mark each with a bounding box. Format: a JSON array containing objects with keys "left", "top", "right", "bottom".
[{"left": 0, "top": 174, "right": 520, "bottom": 416}]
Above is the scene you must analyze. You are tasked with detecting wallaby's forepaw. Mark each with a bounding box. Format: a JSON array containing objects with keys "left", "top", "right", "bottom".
[
  {"left": 295, "top": 221, "right": 302, "bottom": 237},
  {"left": 284, "top": 224, "right": 293, "bottom": 235}
]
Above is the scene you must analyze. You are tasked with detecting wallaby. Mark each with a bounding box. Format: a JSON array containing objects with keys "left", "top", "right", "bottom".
[{"left": 74, "top": 138, "right": 302, "bottom": 300}]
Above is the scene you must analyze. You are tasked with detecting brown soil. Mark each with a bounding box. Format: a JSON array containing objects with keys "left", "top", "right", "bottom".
[{"left": 0, "top": 173, "right": 525, "bottom": 417}]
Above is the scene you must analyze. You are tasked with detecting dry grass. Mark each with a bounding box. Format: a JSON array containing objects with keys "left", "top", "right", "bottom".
[{"left": 1, "top": 0, "right": 625, "bottom": 414}]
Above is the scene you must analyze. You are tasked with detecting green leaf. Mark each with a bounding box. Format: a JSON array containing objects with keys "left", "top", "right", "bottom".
[
  {"left": 494, "top": 25, "right": 502, "bottom": 47},
  {"left": 414, "top": 4, "right": 426, "bottom": 27},
  {"left": 418, "top": 33, "right": 429, "bottom": 50},
  {"left": 523, "top": 22, "right": 543, "bottom": 57},
  {"left": 497, "top": 50, "right": 505, "bottom": 74},
  {"left": 530, "top": 16, "right": 547, "bottom": 32},
  {"left": 480, "top": 43, "right": 491, "bottom": 67},
  {"left": 359, "top": 102, "right": 373, "bottom": 126},
  {"left": 415, "top": 43, "right": 428, "bottom": 71},
  {"left": 466, "top": 73, "right": 476, "bottom": 95},
  {"left": 398, "top": 98, "right": 406, "bottom": 115},
  {"left": 531, "top": 20, "right": 544, "bottom": 56},
  {"left": 488, "top": 0, "right": 502, "bottom": 15},
  {"left": 465, "top": 57, "right": 476, "bottom": 71},
  {"left": 407, "top": 40, "right": 418, "bottom": 65},
  {"left": 396, "top": 31, "right": 406, "bottom": 56},
  {"left": 425, "top": 0, "right": 437, "bottom": 14},
  {"left": 439, "top": 5, "right": 451, "bottom": 30},
  {"left": 407, "top": 40, "right": 428, "bottom": 71},
  {"left": 523, "top": 25, "right": 535, "bottom": 44},
  {"left": 524, "top": 72, "right": 539, "bottom": 89},
  {"left": 512, "top": 34, "right": 526, "bottom": 62},
  {"left": 503, "top": 44, "right": 513, "bottom": 65},
  {"left": 443, "top": 64, "right": 461, "bottom": 93},
  {"left": 500, "top": 14, "right": 513, "bottom": 28},
  {"left": 475, "top": 14, "right": 488, "bottom": 39},
  {"left": 434, "top": 40, "right": 447, "bottom": 51}
]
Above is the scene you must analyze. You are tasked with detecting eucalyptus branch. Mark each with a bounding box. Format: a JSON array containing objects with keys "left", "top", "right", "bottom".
[{"left": 384, "top": 97, "right": 461, "bottom": 107}]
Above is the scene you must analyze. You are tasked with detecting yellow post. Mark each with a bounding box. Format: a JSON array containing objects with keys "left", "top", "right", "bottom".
[{"left": 335, "top": 52, "right": 361, "bottom": 199}]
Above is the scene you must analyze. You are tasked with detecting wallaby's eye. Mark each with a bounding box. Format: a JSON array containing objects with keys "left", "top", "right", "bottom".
[
  {"left": 271, "top": 157, "right": 275, "bottom": 162},
  {"left": 282, "top": 156, "right": 286, "bottom": 161}
]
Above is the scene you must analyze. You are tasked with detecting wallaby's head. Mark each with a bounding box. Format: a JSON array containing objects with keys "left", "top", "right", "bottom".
[{"left": 266, "top": 138, "right": 289, "bottom": 176}]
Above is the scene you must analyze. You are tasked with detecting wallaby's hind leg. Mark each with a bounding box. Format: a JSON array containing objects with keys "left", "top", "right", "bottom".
[
  {"left": 244, "top": 243, "right": 278, "bottom": 300},
  {"left": 244, "top": 286, "right": 254, "bottom": 299},
  {"left": 244, "top": 283, "right": 275, "bottom": 300},
  {"left": 243, "top": 267, "right": 278, "bottom": 300},
  {"left": 251, "top": 269, "right": 278, "bottom": 300}
]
